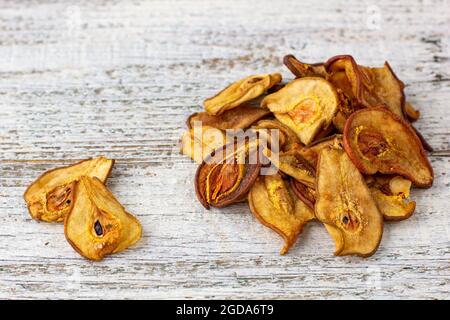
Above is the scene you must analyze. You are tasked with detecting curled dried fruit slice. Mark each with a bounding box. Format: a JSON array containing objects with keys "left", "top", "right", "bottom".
[
  {"left": 325, "top": 55, "right": 405, "bottom": 118},
  {"left": 65, "top": 176, "right": 141, "bottom": 261},
  {"left": 298, "top": 134, "right": 342, "bottom": 167},
  {"left": 283, "top": 54, "right": 327, "bottom": 78},
  {"left": 291, "top": 178, "right": 316, "bottom": 210},
  {"left": 315, "top": 147, "right": 383, "bottom": 257},
  {"left": 249, "top": 174, "right": 315, "bottom": 254},
  {"left": 24, "top": 157, "right": 114, "bottom": 222},
  {"left": 261, "top": 77, "right": 339, "bottom": 145},
  {"left": 187, "top": 105, "right": 270, "bottom": 131},
  {"left": 181, "top": 125, "right": 227, "bottom": 163},
  {"left": 195, "top": 141, "right": 261, "bottom": 209},
  {"left": 254, "top": 119, "right": 302, "bottom": 151},
  {"left": 343, "top": 106, "right": 433, "bottom": 187},
  {"left": 263, "top": 148, "right": 315, "bottom": 188},
  {"left": 366, "top": 175, "right": 416, "bottom": 221},
  {"left": 204, "top": 73, "right": 282, "bottom": 115}
]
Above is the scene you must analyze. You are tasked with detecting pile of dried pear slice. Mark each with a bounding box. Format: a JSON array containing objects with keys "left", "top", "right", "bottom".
[
  {"left": 24, "top": 157, "right": 141, "bottom": 261},
  {"left": 181, "top": 55, "right": 434, "bottom": 257}
]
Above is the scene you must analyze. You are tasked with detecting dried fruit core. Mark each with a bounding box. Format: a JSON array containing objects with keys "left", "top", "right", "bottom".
[
  {"left": 46, "top": 184, "right": 73, "bottom": 212},
  {"left": 94, "top": 220, "right": 103, "bottom": 236},
  {"left": 337, "top": 195, "right": 362, "bottom": 233},
  {"left": 355, "top": 126, "right": 390, "bottom": 159},
  {"left": 288, "top": 98, "right": 319, "bottom": 125},
  {"left": 265, "top": 177, "right": 294, "bottom": 215},
  {"left": 206, "top": 163, "right": 245, "bottom": 203}
]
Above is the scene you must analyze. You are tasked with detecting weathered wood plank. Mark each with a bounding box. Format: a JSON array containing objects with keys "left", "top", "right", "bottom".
[{"left": 0, "top": 0, "right": 449, "bottom": 299}]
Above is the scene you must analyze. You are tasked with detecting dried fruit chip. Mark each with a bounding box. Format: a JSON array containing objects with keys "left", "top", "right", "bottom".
[
  {"left": 254, "top": 119, "right": 302, "bottom": 151},
  {"left": 261, "top": 77, "right": 339, "bottom": 145},
  {"left": 204, "top": 73, "right": 282, "bottom": 115},
  {"left": 366, "top": 175, "right": 416, "bottom": 221},
  {"left": 263, "top": 148, "right": 315, "bottom": 188},
  {"left": 195, "top": 141, "right": 261, "bottom": 209},
  {"left": 24, "top": 157, "right": 114, "bottom": 222},
  {"left": 248, "top": 174, "right": 315, "bottom": 254},
  {"left": 315, "top": 147, "right": 383, "bottom": 257},
  {"left": 64, "top": 176, "right": 141, "bottom": 261},
  {"left": 343, "top": 106, "right": 433, "bottom": 187},
  {"left": 181, "top": 125, "right": 227, "bottom": 163},
  {"left": 283, "top": 54, "right": 327, "bottom": 78},
  {"left": 325, "top": 55, "right": 405, "bottom": 118},
  {"left": 298, "top": 134, "right": 343, "bottom": 167},
  {"left": 187, "top": 105, "right": 270, "bottom": 131},
  {"left": 290, "top": 178, "right": 316, "bottom": 210}
]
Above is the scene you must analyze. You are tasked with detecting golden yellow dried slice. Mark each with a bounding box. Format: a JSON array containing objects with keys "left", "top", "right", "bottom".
[
  {"left": 24, "top": 157, "right": 114, "bottom": 222},
  {"left": 366, "top": 175, "right": 416, "bottom": 221},
  {"left": 315, "top": 147, "right": 383, "bottom": 257},
  {"left": 187, "top": 105, "right": 270, "bottom": 130},
  {"left": 204, "top": 73, "right": 282, "bottom": 115},
  {"left": 261, "top": 77, "right": 339, "bottom": 145},
  {"left": 249, "top": 174, "right": 315, "bottom": 255},
  {"left": 181, "top": 125, "right": 227, "bottom": 163},
  {"left": 263, "top": 148, "right": 315, "bottom": 188},
  {"left": 65, "top": 176, "right": 141, "bottom": 261}
]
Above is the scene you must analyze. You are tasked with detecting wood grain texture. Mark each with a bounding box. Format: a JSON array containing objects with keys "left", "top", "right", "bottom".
[{"left": 0, "top": 0, "right": 449, "bottom": 299}]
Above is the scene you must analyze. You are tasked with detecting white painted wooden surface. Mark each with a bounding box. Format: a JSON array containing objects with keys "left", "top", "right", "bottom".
[{"left": 0, "top": 0, "right": 449, "bottom": 299}]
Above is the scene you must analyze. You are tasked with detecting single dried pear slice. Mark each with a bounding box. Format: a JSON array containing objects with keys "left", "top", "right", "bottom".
[
  {"left": 248, "top": 174, "right": 315, "bottom": 255},
  {"left": 204, "top": 73, "right": 282, "bottom": 115},
  {"left": 261, "top": 77, "right": 339, "bottom": 145},
  {"left": 24, "top": 157, "right": 114, "bottom": 222},
  {"left": 263, "top": 148, "right": 316, "bottom": 188},
  {"left": 195, "top": 141, "right": 261, "bottom": 209},
  {"left": 315, "top": 147, "right": 383, "bottom": 257},
  {"left": 366, "top": 175, "right": 416, "bottom": 221},
  {"left": 64, "top": 176, "right": 141, "bottom": 261},
  {"left": 187, "top": 105, "right": 270, "bottom": 131},
  {"left": 298, "top": 134, "right": 343, "bottom": 168},
  {"left": 343, "top": 106, "right": 433, "bottom": 187},
  {"left": 254, "top": 119, "right": 302, "bottom": 151},
  {"left": 283, "top": 54, "right": 327, "bottom": 78},
  {"left": 181, "top": 125, "right": 227, "bottom": 163}
]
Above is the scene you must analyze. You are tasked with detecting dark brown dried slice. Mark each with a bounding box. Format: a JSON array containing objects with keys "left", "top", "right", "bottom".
[
  {"left": 283, "top": 54, "right": 328, "bottom": 78},
  {"left": 291, "top": 178, "right": 316, "bottom": 210},
  {"left": 181, "top": 125, "right": 227, "bottom": 163},
  {"left": 195, "top": 141, "right": 261, "bottom": 209},
  {"left": 366, "top": 175, "right": 416, "bottom": 221},
  {"left": 315, "top": 147, "right": 383, "bottom": 257},
  {"left": 24, "top": 157, "right": 114, "bottom": 222},
  {"left": 298, "top": 134, "right": 343, "bottom": 167},
  {"left": 261, "top": 77, "right": 339, "bottom": 145},
  {"left": 343, "top": 106, "right": 433, "bottom": 187},
  {"left": 187, "top": 105, "right": 270, "bottom": 131},
  {"left": 263, "top": 148, "right": 315, "bottom": 188},
  {"left": 204, "top": 73, "right": 282, "bottom": 115},
  {"left": 248, "top": 174, "right": 315, "bottom": 254},
  {"left": 65, "top": 176, "right": 141, "bottom": 261}
]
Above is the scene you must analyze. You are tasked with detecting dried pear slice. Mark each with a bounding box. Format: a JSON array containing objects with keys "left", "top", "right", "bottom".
[
  {"left": 343, "top": 106, "right": 433, "bottom": 187},
  {"left": 404, "top": 102, "right": 420, "bottom": 122},
  {"left": 187, "top": 105, "right": 270, "bottom": 131},
  {"left": 366, "top": 175, "right": 416, "bottom": 221},
  {"left": 254, "top": 119, "right": 302, "bottom": 151},
  {"left": 65, "top": 176, "right": 141, "bottom": 261},
  {"left": 204, "top": 73, "right": 282, "bottom": 115},
  {"left": 181, "top": 125, "right": 227, "bottom": 164},
  {"left": 291, "top": 178, "right": 316, "bottom": 210},
  {"left": 298, "top": 134, "right": 343, "bottom": 167},
  {"left": 261, "top": 77, "right": 339, "bottom": 145},
  {"left": 248, "top": 174, "right": 315, "bottom": 254},
  {"left": 195, "top": 141, "right": 261, "bottom": 209},
  {"left": 263, "top": 148, "right": 316, "bottom": 188},
  {"left": 24, "top": 157, "right": 114, "bottom": 222},
  {"left": 315, "top": 147, "right": 383, "bottom": 257},
  {"left": 283, "top": 54, "right": 328, "bottom": 78}
]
